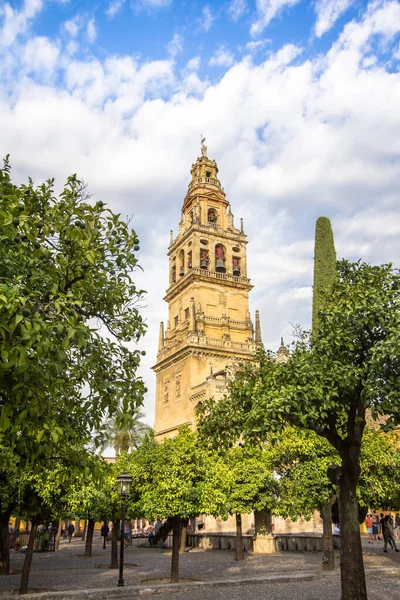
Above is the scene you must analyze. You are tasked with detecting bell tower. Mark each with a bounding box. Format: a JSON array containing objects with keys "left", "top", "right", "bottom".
[{"left": 153, "top": 141, "right": 258, "bottom": 439}]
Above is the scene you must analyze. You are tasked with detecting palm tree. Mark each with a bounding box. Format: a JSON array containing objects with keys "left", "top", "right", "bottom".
[{"left": 98, "top": 409, "right": 152, "bottom": 456}]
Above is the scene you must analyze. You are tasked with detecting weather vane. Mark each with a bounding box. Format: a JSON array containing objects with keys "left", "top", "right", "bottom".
[{"left": 201, "top": 134, "right": 207, "bottom": 157}]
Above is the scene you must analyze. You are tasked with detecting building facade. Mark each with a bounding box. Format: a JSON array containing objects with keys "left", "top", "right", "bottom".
[{"left": 153, "top": 143, "right": 262, "bottom": 440}]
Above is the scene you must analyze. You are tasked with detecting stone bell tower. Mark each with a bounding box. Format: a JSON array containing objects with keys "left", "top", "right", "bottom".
[{"left": 153, "top": 141, "right": 260, "bottom": 439}]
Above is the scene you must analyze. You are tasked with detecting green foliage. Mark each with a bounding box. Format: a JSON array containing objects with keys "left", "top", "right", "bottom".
[
  {"left": 358, "top": 428, "right": 400, "bottom": 511},
  {"left": 312, "top": 216, "right": 336, "bottom": 332},
  {"left": 271, "top": 427, "right": 337, "bottom": 520},
  {"left": 126, "top": 427, "right": 229, "bottom": 521},
  {"left": 213, "top": 261, "right": 400, "bottom": 447},
  {"left": 0, "top": 157, "right": 147, "bottom": 467},
  {"left": 224, "top": 445, "right": 278, "bottom": 516},
  {"left": 65, "top": 458, "right": 120, "bottom": 522},
  {"left": 96, "top": 409, "right": 152, "bottom": 456}
]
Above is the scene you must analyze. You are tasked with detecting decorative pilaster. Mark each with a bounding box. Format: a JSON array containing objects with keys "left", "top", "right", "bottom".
[
  {"left": 189, "top": 297, "right": 196, "bottom": 332},
  {"left": 158, "top": 321, "right": 165, "bottom": 352}
]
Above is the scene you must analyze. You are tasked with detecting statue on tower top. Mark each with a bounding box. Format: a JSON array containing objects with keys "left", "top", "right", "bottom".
[{"left": 201, "top": 134, "right": 207, "bottom": 157}]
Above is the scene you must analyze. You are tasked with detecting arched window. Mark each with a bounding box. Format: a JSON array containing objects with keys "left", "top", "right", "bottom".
[
  {"left": 200, "top": 248, "right": 209, "bottom": 270},
  {"left": 208, "top": 208, "right": 218, "bottom": 224},
  {"left": 215, "top": 244, "right": 226, "bottom": 273},
  {"left": 232, "top": 256, "right": 241, "bottom": 276},
  {"left": 171, "top": 257, "right": 176, "bottom": 284},
  {"left": 179, "top": 249, "right": 185, "bottom": 277}
]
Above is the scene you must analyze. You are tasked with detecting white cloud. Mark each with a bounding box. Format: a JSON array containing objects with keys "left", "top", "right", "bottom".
[
  {"left": 184, "top": 56, "right": 201, "bottom": 72},
  {"left": 135, "top": 0, "right": 172, "bottom": 8},
  {"left": 228, "top": 0, "right": 247, "bottom": 21},
  {"left": 64, "top": 16, "right": 81, "bottom": 37},
  {"left": 201, "top": 6, "right": 214, "bottom": 32},
  {"left": 87, "top": 18, "right": 96, "bottom": 44},
  {"left": 243, "top": 38, "right": 271, "bottom": 54},
  {"left": 66, "top": 40, "right": 78, "bottom": 56},
  {"left": 250, "top": 0, "right": 301, "bottom": 36},
  {"left": 2, "top": 0, "right": 400, "bottom": 424},
  {"left": 106, "top": 0, "right": 126, "bottom": 18},
  {"left": 23, "top": 36, "right": 60, "bottom": 76},
  {"left": 167, "top": 33, "right": 183, "bottom": 58},
  {"left": 209, "top": 46, "right": 235, "bottom": 67},
  {"left": 0, "top": 0, "right": 43, "bottom": 47},
  {"left": 315, "top": 0, "right": 353, "bottom": 37}
]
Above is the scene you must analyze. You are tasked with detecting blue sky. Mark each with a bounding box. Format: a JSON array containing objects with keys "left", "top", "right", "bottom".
[{"left": 1, "top": 0, "right": 400, "bottom": 426}]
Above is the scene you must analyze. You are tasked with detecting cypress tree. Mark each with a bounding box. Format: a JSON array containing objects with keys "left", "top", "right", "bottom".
[
  {"left": 312, "top": 216, "right": 337, "bottom": 333},
  {"left": 311, "top": 216, "right": 337, "bottom": 572}
]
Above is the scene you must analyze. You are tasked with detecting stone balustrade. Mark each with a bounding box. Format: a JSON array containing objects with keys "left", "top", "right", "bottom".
[{"left": 184, "top": 532, "right": 341, "bottom": 553}]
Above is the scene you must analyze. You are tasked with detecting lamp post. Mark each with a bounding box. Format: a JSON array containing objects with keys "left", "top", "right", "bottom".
[{"left": 116, "top": 472, "right": 133, "bottom": 587}]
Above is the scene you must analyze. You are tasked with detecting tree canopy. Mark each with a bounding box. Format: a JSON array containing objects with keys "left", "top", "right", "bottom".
[{"left": 0, "top": 157, "right": 147, "bottom": 461}]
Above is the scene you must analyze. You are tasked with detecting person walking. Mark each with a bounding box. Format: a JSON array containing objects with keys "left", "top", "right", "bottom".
[
  {"left": 379, "top": 512, "right": 385, "bottom": 541},
  {"left": 101, "top": 522, "right": 109, "bottom": 549},
  {"left": 382, "top": 513, "right": 399, "bottom": 553},
  {"left": 365, "top": 514, "right": 373, "bottom": 543},
  {"left": 124, "top": 520, "right": 131, "bottom": 547},
  {"left": 66, "top": 522, "right": 75, "bottom": 543},
  {"left": 372, "top": 511, "right": 380, "bottom": 543},
  {"left": 395, "top": 513, "right": 400, "bottom": 540}
]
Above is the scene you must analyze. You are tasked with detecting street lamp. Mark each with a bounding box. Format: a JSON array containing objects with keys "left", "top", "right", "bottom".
[{"left": 116, "top": 472, "right": 133, "bottom": 587}]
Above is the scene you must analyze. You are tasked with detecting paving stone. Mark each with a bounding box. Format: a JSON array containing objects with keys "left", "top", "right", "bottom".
[{"left": 1, "top": 535, "right": 399, "bottom": 599}]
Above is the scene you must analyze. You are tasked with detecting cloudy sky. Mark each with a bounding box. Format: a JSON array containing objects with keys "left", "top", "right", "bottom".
[{"left": 1, "top": 0, "right": 400, "bottom": 427}]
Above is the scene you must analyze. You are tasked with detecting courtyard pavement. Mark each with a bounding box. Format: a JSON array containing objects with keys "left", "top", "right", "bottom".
[{"left": 1, "top": 534, "right": 399, "bottom": 599}]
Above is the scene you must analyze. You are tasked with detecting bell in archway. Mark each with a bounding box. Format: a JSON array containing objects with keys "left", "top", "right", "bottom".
[{"left": 215, "top": 258, "right": 225, "bottom": 273}]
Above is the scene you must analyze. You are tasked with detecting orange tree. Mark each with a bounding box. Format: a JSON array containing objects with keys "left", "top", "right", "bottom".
[
  {"left": 127, "top": 428, "right": 229, "bottom": 583},
  {"left": 200, "top": 260, "right": 400, "bottom": 600},
  {"left": 0, "top": 157, "right": 146, "bottom": 572}
]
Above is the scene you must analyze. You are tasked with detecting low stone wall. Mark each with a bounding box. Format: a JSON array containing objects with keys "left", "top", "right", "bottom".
[
  {"left": 187, "top": 533, "right": 253, "bottom": 552},
  {"left": 186, "top": 532, "right": 340, "bottom": 553},
  {"left": 274, "top": 533, "right": 340, "bottom": 551}
]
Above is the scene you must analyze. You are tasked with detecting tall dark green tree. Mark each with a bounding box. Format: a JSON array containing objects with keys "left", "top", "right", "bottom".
[
  {"left": 311, "top": 216, "right": 337, "bottom": 570},
  {"left": 312, "top": 216, "right": 336, "bottom": 332}
]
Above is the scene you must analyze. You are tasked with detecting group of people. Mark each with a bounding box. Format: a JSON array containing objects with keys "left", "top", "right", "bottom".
[
  {"left": 99, "top": 520, "right": 133, "bottom": 549},
  {"left": 365, "top": 511, "right": 400, "bottom": 552}
]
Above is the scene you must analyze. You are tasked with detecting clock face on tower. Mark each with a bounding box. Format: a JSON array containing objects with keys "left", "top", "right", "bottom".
[{"left": 153, "top": 147, "right": 259, "bottom": 440}]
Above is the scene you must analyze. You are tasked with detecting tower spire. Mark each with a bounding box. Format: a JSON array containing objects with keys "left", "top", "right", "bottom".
[
  {"left": 201, "top": 134, "right": 207, "bottom": 157},
  {"left": 255, "top": 310, "right": 262, "bottom": 344}
]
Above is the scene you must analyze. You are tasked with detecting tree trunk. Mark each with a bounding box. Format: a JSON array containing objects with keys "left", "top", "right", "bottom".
[
  {"left": 84, "top": 518, "right": 95, "bottom": 557},
  {"left": 111, "top": 519, "right": 119, "bottom": 569},
  {"left": 82, "top": 519, "right": 87, "bottom": 541},
  {"left": 235, "top": 513, "right": 244, "bottom": 561},
  {"left": 171, "top": 517, "right": 181, "bottom": 583},
  {"left": 19, "top": 520, "right": 38, "bottom": 595},
  {"left": 0, "top": 510, "right": 11, "bottom": 575},
  {"left": 55, "top": 520, "right": 62, "bottom": 550},
  {"left": 321, "top": 500, "right": 334, "bottom": 571},
  {"left": 179, "top": 518, "right": 188, "bottom": 553},
  {"left": 14, "top": 517, "right": 21, "bottom": 533},
  {"left": 338, "top": 460, "right": 367, "bottom": 600},
  {"left": 75, "top": 518, "right": 81, "bottom": 535}
]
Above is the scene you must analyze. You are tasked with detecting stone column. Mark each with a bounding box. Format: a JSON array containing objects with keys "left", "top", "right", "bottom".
[{"left": 253, "top": 510, "right": 276, "bottom": 554}]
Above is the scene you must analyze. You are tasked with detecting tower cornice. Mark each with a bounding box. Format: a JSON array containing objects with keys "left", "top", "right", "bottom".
[
  {"left": 152, "top": 340, "right": 256, "bottom": 373},
  {"left": 169, "top": 221, "right": 246, "bottom": 254},
  {"left": 164, "top": 267, "right": 253, "bottom": 303}
]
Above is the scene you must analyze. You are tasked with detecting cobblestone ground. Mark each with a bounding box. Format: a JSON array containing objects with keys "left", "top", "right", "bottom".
[{"left": 1, "top": 535, "right": 400, "bottom": 598}]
